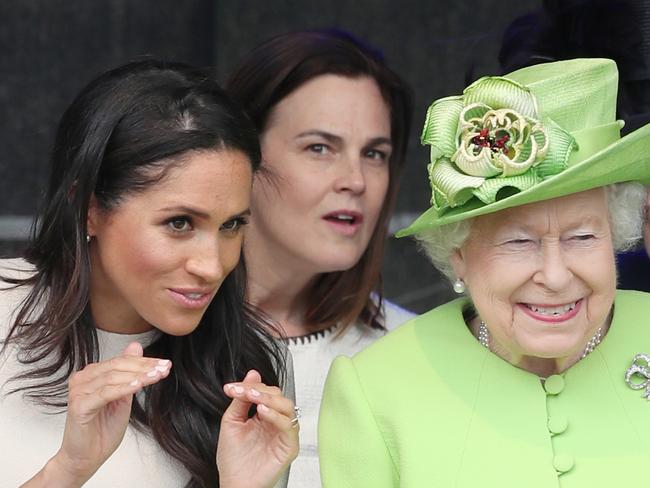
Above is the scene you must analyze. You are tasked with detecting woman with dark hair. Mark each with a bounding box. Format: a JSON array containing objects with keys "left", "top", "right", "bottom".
[
  {"left": 226, "top": 29, "right": 414, "bottom": 486},
  {"left": 0, "top": 59, "right": 298, "bottom": 488}
]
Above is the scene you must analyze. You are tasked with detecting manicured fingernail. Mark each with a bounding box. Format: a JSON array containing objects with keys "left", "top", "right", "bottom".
[
  {"left": 250, "top": 388, "right": 261, "bottom": 397},
  {"left": 234, "top": 386, "right": 244, "bottom": 394},
  {"left": 130, "top": 379, "right": 139, "bottom": 387},
  {"left": 146, "top": 369, "right": 159, "bottom": 378},
  {"left": 155, "top": 365, "right": 169, "bottom": 372},
  {"left": 258, "top": 403, "right": 269, "bottom": 412},
  {"left": 158, "top": 359, "right": 170, "bottom": 367}
]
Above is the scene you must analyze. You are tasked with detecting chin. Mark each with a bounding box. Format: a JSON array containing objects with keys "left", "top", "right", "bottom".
[
  {"left": 317, "top": 257, "right": 362, "bottom": 273},
  {"left": 519, "top": 338, "right": 580, "bottom": 360},
  {"left": 310, "top": 248, "right": 366, "bottom": 273},
  {"left": 526, "top": 349, "right": 571, "bottom": 360},
  {"left": 151, "top": 315, "right": 203, "bottom": 337}
]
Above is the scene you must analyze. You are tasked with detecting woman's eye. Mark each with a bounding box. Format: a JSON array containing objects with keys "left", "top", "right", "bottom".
[
  {"left": 307, "top": 143, "right": 330, "bottom": 155},
  {"left": 221, "top": 217, "right": 248, "bottom": 232},
  {"left": 502, "top": 238, "right": 535, "bottom": 248},
  {"left": 571, "top": 234, "right": 595, "bottom": 241},
  {"left": 166, "top": 217, "right": 192, "bottom": 233},
  {"left": 365, "top": 149, "right": 388, "bottom": 161}
]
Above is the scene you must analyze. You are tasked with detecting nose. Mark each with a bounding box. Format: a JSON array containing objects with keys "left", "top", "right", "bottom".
[
  {"left": 533, "top": 241, "right": 573, "bottom": 291},
  {"left": 185, "top": 237, "right": 224, "bottom": 283},
  {"left": 334, "top": 155, "right": 366, "bottom": 194}
]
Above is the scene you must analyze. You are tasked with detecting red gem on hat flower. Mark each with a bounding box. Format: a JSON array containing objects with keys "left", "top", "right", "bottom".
[{"left": 470, "top": 127, "right": 511, "bottom": 154}]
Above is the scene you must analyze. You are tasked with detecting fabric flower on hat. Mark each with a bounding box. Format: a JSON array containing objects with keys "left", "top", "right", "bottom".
[{"left": 422, "top": 76, "right": 578, "bottom": 211}]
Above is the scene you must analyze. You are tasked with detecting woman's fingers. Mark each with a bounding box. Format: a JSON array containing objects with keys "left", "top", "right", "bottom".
[
  {"left": 221, "top": 391, "right": 254, "bottom": 423},
  {"left": 256, "top": 403, "right": 298, "bottom": 434},
  {"left": 218, "top": 370, "right": 300, "bottom": 484},
  {"left": 225, "top": 382, "right": 291, "bottom": 414},
  {"left": 224, "top": 377, "right": 297, "bottom": 429},
  {"left": 70, "top": 381, "right": 140, "bottom": 419},
  {"left": 67, "top": 342, "right": 172, "bottom": 419},
  {"left": 222, "top": 370, "right": 279, "bottom": 423},
  {"left": 69, "top": 340, "right": 170, "bottom": 393},
  {"left": 122, "top": 341, "right": 143, "bottom": 357},
  {"left": 75, "top": 360, "right": 171, "bottom": 396},
  {"left": 248, "top": 387, "right": 294, "bottom": 419},
  {"left": 70, "top": 362, "right": 171, "bottom": 419},
  {"left": 241, "top": 369, "right": 262, "bottom": 384},
  {"left": 75, "top": 355, "right": 169, "bottom": 383}
]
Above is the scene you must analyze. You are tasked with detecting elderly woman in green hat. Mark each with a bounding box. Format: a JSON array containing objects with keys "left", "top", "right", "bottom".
[{"left": 318, "top": 58, "right": 650, "bottom": 487}]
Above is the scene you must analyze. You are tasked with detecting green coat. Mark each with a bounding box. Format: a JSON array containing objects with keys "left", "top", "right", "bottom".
[{"left": 319, "top": 290, "right": 650, "bottom": 487}]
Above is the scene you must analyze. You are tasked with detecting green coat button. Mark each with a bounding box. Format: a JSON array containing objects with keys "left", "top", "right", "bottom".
[
  {"left": 547, "top": 415, "right": 568, "bottom": 434},
  {"left": 553, "top": 454, "right": 574, "bottom": 473},
  {"left": 544, "top": 375, "right": 565, "bottom": 394}
]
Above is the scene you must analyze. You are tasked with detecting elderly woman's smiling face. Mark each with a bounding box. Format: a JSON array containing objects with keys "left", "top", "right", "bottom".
[{"left": 451, "top": 188, "right": 617, "bottom": 372}]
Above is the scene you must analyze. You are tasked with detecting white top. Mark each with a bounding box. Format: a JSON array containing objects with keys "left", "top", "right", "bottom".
[
  {"left": 285, "top": 301, "right": 415, "bottom": 488},
  {"left": 0, "top": 258, "right": 292, "bottom": 487}
]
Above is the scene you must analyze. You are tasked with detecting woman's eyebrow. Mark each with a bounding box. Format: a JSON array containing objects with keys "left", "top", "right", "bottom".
[
  {"left": 365, "top": 136, "right": 392, "bottom": 147},
  {"left": 157, "top": 205, "right": 210, "bottom": 219},
  {"left": 157, "top": 205, "right": 252, "bottom": 222},
  {"left": 565, "top": 214, "right": 603, "bottom": 228},
  {"left": 228, "top": 208, "right": 252, "bottom": 220},
  {"left": 295, "top": 131, "right": 392, "bottom": 148},
  {"left": 294, "top": 130, "right": 343, "bottom": 145}
]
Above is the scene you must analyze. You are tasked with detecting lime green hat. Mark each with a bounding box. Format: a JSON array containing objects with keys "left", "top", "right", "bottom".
[{"left": 396, "top": 58, "right": 650, "bottom": 237}]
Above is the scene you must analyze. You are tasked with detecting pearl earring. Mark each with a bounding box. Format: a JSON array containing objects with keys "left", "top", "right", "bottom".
[
  {"left": 86, "top": 234, "right": 91, "bottom": 243},
  {"left": 453, "top": 278, "right": 466, "bottom": 294}
]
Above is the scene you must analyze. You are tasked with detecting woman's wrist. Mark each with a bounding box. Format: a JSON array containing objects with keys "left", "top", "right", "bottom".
[
  {"left": 40, "top": 453, "right": 88, "bottom": 487},
  {"left": 19, "top": 455, "right": 84, "bottom": 488}
]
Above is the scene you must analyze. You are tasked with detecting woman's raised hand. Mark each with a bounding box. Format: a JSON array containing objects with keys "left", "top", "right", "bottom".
[
  {"left": 217, "top": 370, "right": 299, "bottom": 488},
  {"left": 22, "top": 342, "right": 171, "bottom": 487}
]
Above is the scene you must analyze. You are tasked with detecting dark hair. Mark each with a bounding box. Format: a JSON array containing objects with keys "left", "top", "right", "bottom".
[
  {"left": 226, "top": 29, "right": 413, "bottom": 332},
  {"left": 2, "top": 59, "right": 284, "bottom": 488},
  {"left": 499, "top": 0, "right": 650, "bottom": 134}
]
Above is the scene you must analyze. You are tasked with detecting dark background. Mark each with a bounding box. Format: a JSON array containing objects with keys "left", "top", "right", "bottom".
[{"left": 3, "top": 0, "right": 645, "bottom": 313}]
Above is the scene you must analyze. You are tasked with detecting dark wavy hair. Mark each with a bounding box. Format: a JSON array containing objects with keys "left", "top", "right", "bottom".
[
  {"left": 226, "top": 29, "right": 413, "bottom": 332},
  {"left": 1, "top": 59, "right": 284, "bottom": 487}
]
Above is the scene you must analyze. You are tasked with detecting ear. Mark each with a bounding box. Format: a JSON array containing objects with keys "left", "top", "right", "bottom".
[
  {"left": 449, "top": 247, "right": 467, "bottom": 281},
  {"left": 86, "top": 194, "right": 100, "bottom": 238}
]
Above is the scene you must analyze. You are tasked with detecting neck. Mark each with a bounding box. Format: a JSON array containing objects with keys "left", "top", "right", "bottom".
[
  {"left": 471, "top": 316, "right": 610, "bottom": 378},
  {"left": 244, "top": 234, "right": 321, "bottom": 338}
]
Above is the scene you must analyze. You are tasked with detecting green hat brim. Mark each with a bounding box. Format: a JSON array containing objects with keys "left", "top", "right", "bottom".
[{"left": 396, "top": 122, "right": 650, "bottom": 237}]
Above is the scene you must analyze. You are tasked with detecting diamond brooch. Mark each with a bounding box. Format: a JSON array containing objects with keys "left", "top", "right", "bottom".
[{"left": 625, "top": 353, "right": 650, "bottom": 400}]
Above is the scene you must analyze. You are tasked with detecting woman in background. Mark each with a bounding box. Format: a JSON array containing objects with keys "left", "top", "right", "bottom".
[
  {"left": 227, "top": 30, "right": 413, "bottom": 486},
  {"left": 0, "top": 59, "right": 298, "bottom": 488}
]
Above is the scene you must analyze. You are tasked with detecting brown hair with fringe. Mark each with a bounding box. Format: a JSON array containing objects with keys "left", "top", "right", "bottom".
[{"left": 226, "top": 29, "right": 413, "bottom": 333}]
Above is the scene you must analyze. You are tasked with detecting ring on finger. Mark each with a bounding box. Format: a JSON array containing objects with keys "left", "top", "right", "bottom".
[{"left": 290, "top": 405, "right": 301, "bottom": 428}]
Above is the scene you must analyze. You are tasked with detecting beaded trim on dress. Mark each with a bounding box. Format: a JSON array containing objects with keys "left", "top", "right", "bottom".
[{"left": 285, "top": 324, "right": 339, "bottom": 346}]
